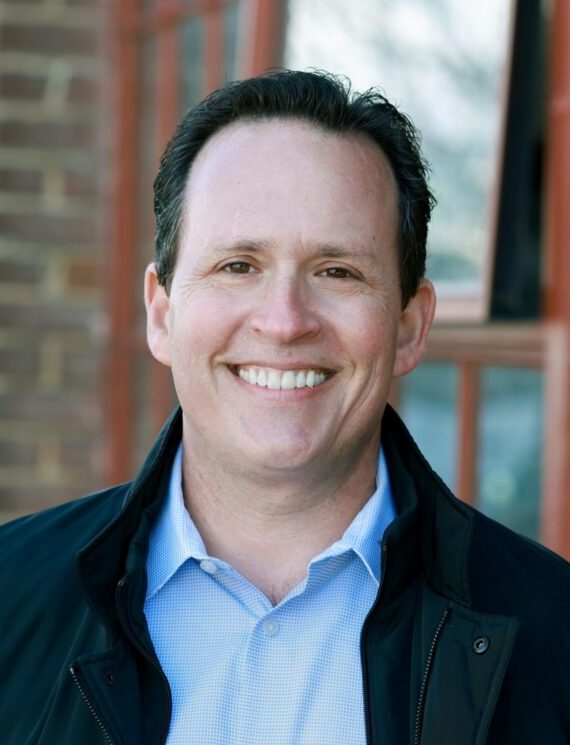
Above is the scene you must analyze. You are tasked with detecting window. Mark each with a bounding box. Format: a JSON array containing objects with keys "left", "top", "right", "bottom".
[{"left": 283, "top": 0, "right": 515, "bottom": 321}]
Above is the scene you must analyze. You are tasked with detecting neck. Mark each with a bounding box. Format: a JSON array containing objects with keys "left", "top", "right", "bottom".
[{"left": 180, "top": 432, "right": 381, "bottom": 604}]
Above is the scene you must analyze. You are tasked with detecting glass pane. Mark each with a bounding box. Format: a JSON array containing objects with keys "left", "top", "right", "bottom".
[
  {"left": 223, "top": 1, "right": 241, "bottom": 81},
  {"left": 283, "top": 0, "right": 512, "bottom": 292},
  {"left": 477, "top": 367, "right": 542, "bottom": 540},
  {"left": 179, "top": 2, "right": 243, "bottom": 113},
  {"left": 179, "top": 15, "right": 204, "bottom": 112},
  {"left": 397, "top": 362, "right": 458, "bottom": 491}
]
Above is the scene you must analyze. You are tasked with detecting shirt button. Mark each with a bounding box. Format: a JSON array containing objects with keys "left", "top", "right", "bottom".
[
  {"left": 200, "top": 559, "right": 217, "bottom": 575},
  {"left": 263, "top": 619, "right": 279, "bottom": 637}
]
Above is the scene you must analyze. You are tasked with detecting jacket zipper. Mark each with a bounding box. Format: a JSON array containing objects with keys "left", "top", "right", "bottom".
[
  {"left": 115, "top": 576, "right": 173, "bottom": 745},
  {"left": 360, "top": 542, "right": 388, "bottom": 745},
  {"left": 69, "top": 664, "right": 116, "bottom": 745},
  {"left": 413, "top": 606, "right": 450, "bottom": 745}
]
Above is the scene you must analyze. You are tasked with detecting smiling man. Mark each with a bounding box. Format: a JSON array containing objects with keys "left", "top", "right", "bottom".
[{"left": 2, "top": 70, "right": 570, "bottom": 745}]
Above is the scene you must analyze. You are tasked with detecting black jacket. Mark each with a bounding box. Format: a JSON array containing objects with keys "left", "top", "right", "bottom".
[{"left": 1, "top": 406, "right": 569, "bottom": 745}]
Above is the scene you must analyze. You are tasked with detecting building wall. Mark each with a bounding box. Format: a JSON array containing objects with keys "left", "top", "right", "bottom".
[
  {"left": 0, "top": 0, "right": 568, "bottom": 556},
  {"left": 0, "top": 0, "right": 111, "bottom": 518}
]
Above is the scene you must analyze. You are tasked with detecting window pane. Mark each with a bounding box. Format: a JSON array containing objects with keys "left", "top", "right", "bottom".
[
  {"left": 179, "top": 2, "right": 242, "bottom": 113},
  {"left": 283, "top": 0, "right": 512, "bottom": 293},
  {"left": 180, "top": 15, "right": 204, "bottom": 111},
  {"left": 397, "top": 362, "right": 458, "bottom": 490},
  {"left": 223, "top": 2, "right": 241, "bottom": 81},
  {"left": 477, "top": 367, "right": 542, "bottom": 540}
]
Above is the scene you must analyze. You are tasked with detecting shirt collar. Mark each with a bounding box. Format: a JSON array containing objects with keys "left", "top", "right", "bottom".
[
  {"left": 146, "top": 443, "right": 206, "bottom": 598},
  {"left": 305, "top": 449, "right": 396, "bottom": 586},
  {"left": 146, "top": 443, "right": 396, "bottom": 599}
]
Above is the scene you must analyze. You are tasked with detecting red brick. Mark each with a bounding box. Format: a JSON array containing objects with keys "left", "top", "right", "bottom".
[
  {"left": 0, "top": 485, "right": 88, "bottom": 512},
  {"left": 0, "top": 24, "right": 98, "bottom": 56},
  {"left": 0, "top": 212, "right": 97, "bottom": 245},
  {"left": 0, "top": 120, "right": 96, "bottom": 149},
  {"left": 66, "top": 257, "right": 100, "bottom": 289},
  {"left": 68, "top": 75, "right": 100, "bottom": 104},
  {"left": 0, "top": 391, "right": 100, "bottom": 427},
  {"left": 63, "top": 170, "right": 98, "bottom": 198},
  {"left": 0, "top": 440, "right": 38, "bottom": 467},
  {"left": 0, "top": 168, "right": 42, "bottom": 194},
  {"left": 62, "top": 347, "right": 102, "bottom": 390},
  {"left": 0, "top": 258, "right": 45, "bottom": 285},
  {"left": 0, "top": 346, "right": 38, "bottom": 376},
  {"left": 59, "top": 438, "right": 94, "bottom": 469},
  {"left": 0, "top": 302, "right": 96, "bottom": 333},
  {"left": 0, "top": 72, "right": 46, "bottom": 101}
]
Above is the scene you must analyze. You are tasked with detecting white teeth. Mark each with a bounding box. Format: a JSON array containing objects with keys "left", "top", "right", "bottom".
[
  {"left": 281, "top": 371, "right": 296, "bottom": 390},
  {"left": 234, "top": 366, "right": 329, "bottom": 390},
  {"left": 267, "top": 370, "right": 281, "bottom": 390}
]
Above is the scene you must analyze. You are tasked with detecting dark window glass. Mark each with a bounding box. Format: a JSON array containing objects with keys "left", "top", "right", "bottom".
[
  {"left": 476, "top": 366, "right": 542, "bottom": 539},
  {"left": 398, "top": 362, "right": 459, "bottom": 491}
]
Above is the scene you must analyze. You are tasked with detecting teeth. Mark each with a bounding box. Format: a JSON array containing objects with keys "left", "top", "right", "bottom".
[
  {"left": 267, "top": 370, "right": 281, "bottom": 390},
  {"left": 234, "top": 366, "right": 329, "bottom": 390},
  {"left": 281, "top": 371, "right": 296, "bottom": 390}
]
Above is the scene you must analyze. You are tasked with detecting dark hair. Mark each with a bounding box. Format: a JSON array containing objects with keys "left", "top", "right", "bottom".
[{"left": 154, "top": 69, "right": 435, "bottom": 306}]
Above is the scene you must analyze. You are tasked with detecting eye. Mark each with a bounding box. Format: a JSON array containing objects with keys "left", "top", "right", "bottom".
[
  {"left": 320, "top": 266, "right": 357, "bottom": 279},
  {"left": 222, "top": 261, "right": 256, "bottom": 274}
]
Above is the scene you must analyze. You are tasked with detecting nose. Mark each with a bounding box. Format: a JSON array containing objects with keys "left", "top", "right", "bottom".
[{"left": 249, "top": 274, "right": 321, "bottom": 343}]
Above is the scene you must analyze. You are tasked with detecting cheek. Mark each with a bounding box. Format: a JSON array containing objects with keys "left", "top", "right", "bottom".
[
  {"left": 170, "top": 293, "right": 244, "bottom": 358},
  {"left": 340, "top": 304, "right": 399, "bottom": 365}
]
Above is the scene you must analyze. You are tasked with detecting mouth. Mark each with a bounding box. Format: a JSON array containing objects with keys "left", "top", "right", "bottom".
[{"left": 229, "top": 365, "right": 334, "bottom": 390}]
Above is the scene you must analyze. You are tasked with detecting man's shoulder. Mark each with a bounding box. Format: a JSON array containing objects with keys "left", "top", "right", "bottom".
[
  {"left": 466, "top": 504, "right": 570, "bottom": 626},
  {"left": 0, "top": 482, "right": 131, "bottom": 575}
]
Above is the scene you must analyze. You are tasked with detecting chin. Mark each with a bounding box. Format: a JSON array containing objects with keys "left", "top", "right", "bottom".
[{"left": 237, "top": 437, "right": 322, "bottom": 474}]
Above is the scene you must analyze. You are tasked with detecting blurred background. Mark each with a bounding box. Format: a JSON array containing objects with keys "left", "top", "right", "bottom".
[{"left": 0, "top": 0, "right": 569, "bottom": 558}]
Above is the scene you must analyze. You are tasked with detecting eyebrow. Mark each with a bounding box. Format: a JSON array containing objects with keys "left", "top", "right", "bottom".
[
  {"left": 210, "top": 240, "right": 271, "bottom": 255},
  {"left": 209, "top": 239, "right": 376, "bottom": 260}
]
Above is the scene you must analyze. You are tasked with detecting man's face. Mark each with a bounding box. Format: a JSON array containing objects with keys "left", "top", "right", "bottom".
[{"left": 146, "top": 120, "right": 434, "bottom": 476}]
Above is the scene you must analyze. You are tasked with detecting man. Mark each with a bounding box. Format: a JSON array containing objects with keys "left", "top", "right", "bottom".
[{"left": 1, "top": 70, "right": 569, "bottom": 745}]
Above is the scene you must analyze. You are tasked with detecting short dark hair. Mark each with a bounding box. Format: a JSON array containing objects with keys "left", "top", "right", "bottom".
[{"left": 154, "top": 69, "right": 435, "bottom": 306}]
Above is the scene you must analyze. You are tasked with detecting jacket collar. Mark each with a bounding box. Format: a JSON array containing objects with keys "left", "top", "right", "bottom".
[
  {"left": 76, "top": 408, "right": 183, "bottom": 631},
  {"left": 76, "top": 404, "right": 474, "bottom": 630},
  {"left": 380, "top": 405, "right": 473, "bottom": 607}
]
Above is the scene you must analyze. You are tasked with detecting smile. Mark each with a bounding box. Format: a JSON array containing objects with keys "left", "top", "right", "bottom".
[{"left": 232, "top": 365, "right": 331, "bottom": 390}]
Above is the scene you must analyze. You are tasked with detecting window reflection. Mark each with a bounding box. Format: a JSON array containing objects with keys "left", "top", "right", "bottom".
[
  {"left": 284, "top": 0, "right": 512, "bottom": 291},
  {"left": 477, "top": 367, "right": 542, "bottom": 540},
  {"left": 397, "top": 362, "right": 458, "bottom": 490}
]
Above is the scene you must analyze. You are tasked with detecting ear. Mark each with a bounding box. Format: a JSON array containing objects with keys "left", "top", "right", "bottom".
[
  {"left": 393, "top": 279, "right": 436, "bottom": 378},
  {"left": 144, "top": 262, "right": 172, "bottom": 367}
]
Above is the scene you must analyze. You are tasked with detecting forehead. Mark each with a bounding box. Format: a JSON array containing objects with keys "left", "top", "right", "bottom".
[{"left": 181, "top": 118, "right": 398, "bottom": 252}]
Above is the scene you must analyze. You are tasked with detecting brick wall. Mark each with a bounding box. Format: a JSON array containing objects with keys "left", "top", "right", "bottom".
[{"left": 0, "top": 0, "right": 112, "bottom": 519}]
